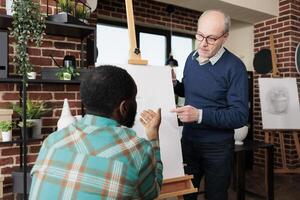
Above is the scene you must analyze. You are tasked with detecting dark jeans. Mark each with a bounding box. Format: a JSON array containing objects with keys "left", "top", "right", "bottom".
[{"left": 181, "top": 136, "right": 234, "bottom": 200}]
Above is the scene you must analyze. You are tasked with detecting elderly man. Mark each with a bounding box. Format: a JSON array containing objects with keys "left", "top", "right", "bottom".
[
  {"left": 172, "top": 10, "right": 249, "bottom": 200},
  {"left": 30, "top": 65, "right": 163, "bottom": 200}
]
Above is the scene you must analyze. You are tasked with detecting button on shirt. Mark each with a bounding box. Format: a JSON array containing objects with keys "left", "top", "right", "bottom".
[{"left": 29, "top": 114, "right": 163, "bottom": 200}]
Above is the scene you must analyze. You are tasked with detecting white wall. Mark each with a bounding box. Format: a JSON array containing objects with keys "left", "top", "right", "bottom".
[
  {"left": 225, "top": 20, "right": 254, "bottom": 71},
  {"left": 221, "top": 0, "right": 278, "bottom": 17}
]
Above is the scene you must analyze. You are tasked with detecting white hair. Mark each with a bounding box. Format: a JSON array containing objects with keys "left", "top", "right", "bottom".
[{"left": 198, "top": 9, "right": 231, "bottom": 33}]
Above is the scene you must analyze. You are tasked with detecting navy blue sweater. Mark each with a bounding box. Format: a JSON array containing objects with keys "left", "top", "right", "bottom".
[{"left": 175, "top": 49, "right": 249, "bottom": 142}]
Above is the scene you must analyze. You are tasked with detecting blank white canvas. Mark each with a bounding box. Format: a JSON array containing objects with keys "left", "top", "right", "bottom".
[
  {"left": 99, "top": 64, "right": 185, "bottom": 179},
  {"left": 258, "top": 78, "right": 300, "bottom": 129}
]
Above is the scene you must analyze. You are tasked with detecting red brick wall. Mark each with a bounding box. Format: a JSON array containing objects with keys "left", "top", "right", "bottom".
[
  {"left": 0, "top": 0, "right": 200, "bottom": 199},
  {"left": 253, "top": 0, "right": 300, "bottom": 168}
]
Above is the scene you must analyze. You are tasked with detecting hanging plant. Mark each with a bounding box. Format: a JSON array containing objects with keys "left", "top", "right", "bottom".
[{"left": 10, "top": 0, "right": 46, "bottom": 78}]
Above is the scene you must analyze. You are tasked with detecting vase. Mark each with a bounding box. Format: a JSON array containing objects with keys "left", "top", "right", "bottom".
[
  {"left": 30, "top": 119, "right": 42, "bottom": 139},
  {"left": 57, "top": 98, "right": 76, "bottom": 131},
  {"left": 63, "top": 72, "right": 71, "bottom": 80},
  {"left": 21, "top": 127, "right": 33, "bottom": 139},
  {"left": 1, "top": 130, "right": 12, "bottom": 142},
  {"left": 234, "top": 126, "right": 248, "bottom": 145}
]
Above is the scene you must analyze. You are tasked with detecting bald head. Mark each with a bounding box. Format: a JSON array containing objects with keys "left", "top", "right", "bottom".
[{"left": 198, "top": 10, "right": 231, "bottom": 33}]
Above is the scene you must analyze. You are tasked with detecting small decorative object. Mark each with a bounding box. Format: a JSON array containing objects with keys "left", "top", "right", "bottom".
[
  {"left": 57, "top": 98, "right": 76, "bottom": 131},
  {"left": 27, "top": 71, "right": 37, "bottom": 79},
  {"left": 234, "top": 125, "right": 249, "bottom": 145},
  {"left": 56, "top": 66, "right": 80, "bottom": 80},
  {"left": 0, "top": 120, "right": 14, "bottom": 142},
  {"left": 12, "top": 97, "right": 51, "bottom": 139},
  {"left": 10, "top": 0, "right": 45, "bottom": 79},
  {"left": 86, "top": 0, "right": 97, "bottom": 12}
]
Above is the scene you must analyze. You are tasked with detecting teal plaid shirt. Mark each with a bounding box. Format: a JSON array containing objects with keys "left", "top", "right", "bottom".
[{"left": 29, "top": 114, "right": 163, "bottom": 200}]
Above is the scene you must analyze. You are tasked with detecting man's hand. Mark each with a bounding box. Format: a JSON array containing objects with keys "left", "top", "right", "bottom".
[
  {"left": 171, "top": 105, "right": 199, "bottom": 123},
  {"left": 140, "top": 108, "right": 161, "bottom": 140}
]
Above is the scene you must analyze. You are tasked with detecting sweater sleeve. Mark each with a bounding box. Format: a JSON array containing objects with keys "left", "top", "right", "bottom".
[
  {"left": 174, "top": 80, "right": 185, "bottom": 97},
  {"left": 201, "top": 62, "right": 249, "bottom": 129},
  {"left": 137, "top": 139, "right": 163, "bottom": 199}
]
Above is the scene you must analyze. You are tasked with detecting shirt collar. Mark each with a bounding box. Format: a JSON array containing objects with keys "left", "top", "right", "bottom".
[
  {"left": 192, "top": 47, "right": 225, "bottom": 65},
  {"left": 81, "top": 114, "right": 119, "bottom": 127}
]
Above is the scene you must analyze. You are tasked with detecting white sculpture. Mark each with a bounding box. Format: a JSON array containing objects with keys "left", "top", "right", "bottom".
[
  {"left": 234, "top": 125, "right": 249, "bottom": 145},
  {"left": 57, "top": 99, "right": 76, "bottom": 131}
]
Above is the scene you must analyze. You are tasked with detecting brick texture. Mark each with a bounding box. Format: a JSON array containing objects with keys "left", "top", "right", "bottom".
[{"left": 253, "top": 0, "right": 300, "bottom": 169}]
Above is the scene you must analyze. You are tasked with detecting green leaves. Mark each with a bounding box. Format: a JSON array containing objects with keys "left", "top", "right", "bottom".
[
  {"left": 0, "top": 121, "right": 14, "bottom": 132},
  {"left": 11, "top": 97, "right": 51, "bottom": 119},
  {"left": 56, "top": 66, "right": 80, "bottom": 80},
  {"left": 11, "top": 0, "right": 46, "bottom": 77}
]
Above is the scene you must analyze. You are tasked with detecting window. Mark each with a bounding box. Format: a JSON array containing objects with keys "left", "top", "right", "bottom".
[
  {"left": 95, "top": 24, "right": 129, "bottom": 66},
  {"left": 96, "top": 21, "right": 194, "bottom": 73},
  {"left": 139, "top": 32, "right": 166, "bottom": 66},
  {"left": 171, "top": 35, "right": 194, "bottom": 81}
]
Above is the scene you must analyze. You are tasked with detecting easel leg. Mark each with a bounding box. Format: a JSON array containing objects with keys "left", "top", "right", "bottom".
[
  {"left": 265, "top": 145, "right": 274, "bottom": 200},
  {"left": 279, "top": 132, "right": 287, "bottom": 169},
  {"left": 292, "top": 132, "right": 300, "bottom": 161}
]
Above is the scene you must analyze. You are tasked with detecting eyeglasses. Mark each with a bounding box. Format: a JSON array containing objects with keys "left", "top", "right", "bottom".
[{"left": 195, "top": 32, "right": 227, "bottom": 45}]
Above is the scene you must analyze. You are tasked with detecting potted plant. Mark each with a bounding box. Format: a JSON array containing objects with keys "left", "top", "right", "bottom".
[
  {"left": 56, "top": 66, "right": 80, "bottom": 80},
  {"left": 58, "top": 0, "right": 74, "bottom": 14},
  {"left": 10, "top": 0, "right": 45, "bottom": 79},
  {"left": 18, "top": 121, "right": 35, "bottom": 139},
  {"left": 0, "top": 121, "right": 14, "bottom": 142},
  {"left": 12, "top": 98, "right": 51, "bottom": 139},
  {"left": 75, "top": 3, "right": 90, "bottom": 23}
]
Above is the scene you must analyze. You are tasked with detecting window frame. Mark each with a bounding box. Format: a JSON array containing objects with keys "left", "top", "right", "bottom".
[{"left": 97, "top": 18, "right": 195, "bottom": 62}]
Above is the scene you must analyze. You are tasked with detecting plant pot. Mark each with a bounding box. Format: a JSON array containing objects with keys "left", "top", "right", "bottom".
[
  {"left": 21, "top": 127, "right": 33, "bottom": 139},
  {"left": 27, "top": 71, "right": 37, "bottom": 79},
  {"left": 62, "top": 72, "right": 72, "bottom": 80},
  {"left": 1, "top": 130, "right": 12, "bottom": 142},
  {"left": 12, "top": 167, "right": 32, "bottom": 194},
  {"left": 30, "top": 119, "right": 42, "bottom": 139}
]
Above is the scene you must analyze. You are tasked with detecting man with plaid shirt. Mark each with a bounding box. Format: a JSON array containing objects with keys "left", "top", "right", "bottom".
[{"left": 29, "top": 65, "right": 163, "bottom": 200}]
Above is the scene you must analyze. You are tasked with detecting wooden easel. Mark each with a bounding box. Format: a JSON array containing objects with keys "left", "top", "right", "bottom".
[
  {"left": 124, "top": 0, "right": 197, "bottom": 198},
  {"left": 263, "top": 35, "right": 300, "bottom": 174},
  {"left": 125, "top": 0, "right": 148, "bottom": 65},
  {"left": 156, "top": 175, "right": 198, "bottom": 200}
]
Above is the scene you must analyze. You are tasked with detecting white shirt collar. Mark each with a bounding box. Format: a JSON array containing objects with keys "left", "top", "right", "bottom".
[{"left": 192, "top": 47, "right": 225, "bottom": 66}]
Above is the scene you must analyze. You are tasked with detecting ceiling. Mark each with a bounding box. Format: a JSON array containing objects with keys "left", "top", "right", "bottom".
[{"left": 154, "top": 0, "right": 278, "bottom": 24}]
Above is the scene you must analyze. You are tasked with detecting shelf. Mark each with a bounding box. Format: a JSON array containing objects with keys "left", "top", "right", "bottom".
[
  {"left": 0, "top": 14, "right": 95, "bottom": 38},
  {"left": 0, "top": 139, "right": 22, "bottom": 145},
  {"left": 0, "top": 78, "right": 81, "bottom": 84},
  {"left": 0, "top": 138, "right": 43, "bottom": 145}
]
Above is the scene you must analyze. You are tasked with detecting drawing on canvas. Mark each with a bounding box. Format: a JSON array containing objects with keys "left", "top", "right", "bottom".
[{"left": 259, "top": 78, "right": 300, "bottom": 129}]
